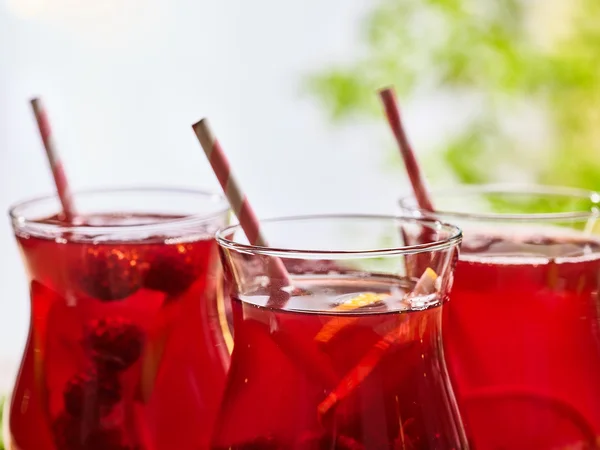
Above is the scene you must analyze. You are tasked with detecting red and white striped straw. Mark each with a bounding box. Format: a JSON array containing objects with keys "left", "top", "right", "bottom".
[
  {"left": 378, "top": 87, "right": 435, "bottom": 212},
  {"left": 30, "top": 97, "right": 77, "bottom": 222},
  {"left": 192, "top": 118, "right": 292, "bottom": 306}
]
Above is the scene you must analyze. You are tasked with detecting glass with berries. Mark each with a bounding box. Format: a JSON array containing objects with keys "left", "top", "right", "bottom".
[{"left": 6, "top": 187, "right": 231, "bottom": 450}]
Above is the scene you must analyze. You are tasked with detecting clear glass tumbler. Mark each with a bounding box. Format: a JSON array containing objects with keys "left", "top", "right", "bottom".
[
  {"left": 212, "top": 214, "right": 466, "bottom": 450},
  {"left": 401, "top": 184, "right": 600, "bottom": 450},
  {"left": 7, "top": 187, "right": 231, "bottom": 450}
]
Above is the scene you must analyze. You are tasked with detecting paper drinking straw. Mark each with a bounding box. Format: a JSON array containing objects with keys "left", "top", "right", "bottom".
[
  {"left": 378, "top": 87, "right": 435, "bottom": 212},
  {"left": 378, "top": 86, "right": 437, "bottom": 272},
  {"left": 192, "top": 118, "right": 292, "bottom": 307},
  {"left": 30, "top": 98, "right": 76, "bottom": 222}
]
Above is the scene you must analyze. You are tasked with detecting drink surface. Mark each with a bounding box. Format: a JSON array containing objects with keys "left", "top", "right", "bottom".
[
  {"left": 8, "top": 213, "right": 230, "bottom": 450},
  {"left": 447, "top": 230, "right": 600, "bottom": 449},
  {"left": 211, "top": 276, "right": 467, "bottom": 450}
]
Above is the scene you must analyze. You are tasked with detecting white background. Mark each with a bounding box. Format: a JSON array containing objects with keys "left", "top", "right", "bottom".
[{"left": 0, "top": 0, "right": 456, "bottom": 389}]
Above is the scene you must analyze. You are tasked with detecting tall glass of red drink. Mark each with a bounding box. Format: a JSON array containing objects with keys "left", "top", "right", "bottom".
[
  {"left": 6, "top": 187, "right": 232, "bottom": 450},
  {"left": 213, "top": 214, "right": 466, "bottom": 449},
  {"left": 400, "top": 184, "right": 600, "bottom": 449}
]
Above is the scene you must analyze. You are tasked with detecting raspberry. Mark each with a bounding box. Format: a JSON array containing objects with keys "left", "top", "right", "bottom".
[
  {"left": 81, "top": 427, "right": 134, "bottom": 450},
  {"left": 144, "top": 244, "right": 205, "bottom": 295},
  {"left": 85, "top": 317, "right": 145, "bottom": 372},
  {"left": 63, "top": 369, "right": 121, "bottom": 418},
  {"left": 52, "top": 414, "right": 136, "bottom": 450},
  {"left": 78, "top": 246, "right": 143, "bottom": 301},
  {"left": 53, "top": 413, "right": 83, "bottom": 449}
]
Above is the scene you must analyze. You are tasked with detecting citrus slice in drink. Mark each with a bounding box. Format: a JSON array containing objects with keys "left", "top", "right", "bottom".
[
  {"left": 318, "top": 269, "right": 438, "bottom": 417},
  {"left": 315, "top": 292, "right": 389, "bottom": 343},
  {"left": 463, "top": 386, "right": 597, "bottom": 450}
]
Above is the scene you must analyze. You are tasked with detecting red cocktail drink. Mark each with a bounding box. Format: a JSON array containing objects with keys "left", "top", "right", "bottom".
[
  {"left": 7, "top": 188, "right": 231, "bottom": 450},
  {"left": 212, "top": 215, "right": 467, "bottom": 450},
  {"left": 401, "top": 186, "right": 600, "bottom": 449}
]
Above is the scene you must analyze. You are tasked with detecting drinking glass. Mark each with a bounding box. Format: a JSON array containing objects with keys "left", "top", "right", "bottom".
[
  {"left": 400, "top": 184, "right": 600, "bottom": 450},
  {"left": 6, "top": 187, "right": 231, "bottom": 450},
  {"left": 212, "top": 214, "right": 466, "bottom": 449}
]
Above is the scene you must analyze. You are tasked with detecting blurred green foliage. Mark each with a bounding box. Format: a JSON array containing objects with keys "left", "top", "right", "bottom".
[
  {"left": 0, "top": 396, "right": 4, "bottom": 449},
  {"left": 307, "top": 0, "right": 600, "bottom": 204}
]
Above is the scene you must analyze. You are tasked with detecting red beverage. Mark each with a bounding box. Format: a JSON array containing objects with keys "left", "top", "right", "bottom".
[
  {"left": 212, "top": 278, "right": 465, "bottom": 450},
  {"left": 213, "top": 215, "right": 467, "bottom": 450},
  {"left": 400, "top": 185, "right": 600, "bottom": 449},
  {"left": 447, "top": 232, "right": 600, "bottom": 449},
  {"left": 7, "top": 189, "right": 231, "bottom": 450}
]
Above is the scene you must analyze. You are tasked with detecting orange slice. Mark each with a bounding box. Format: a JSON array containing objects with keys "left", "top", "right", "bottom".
[
  {"left": 463, "top": 386, "right": 597, "bottom": 450},
  {"left": 411, "top": 267, "right": 438, "bottom": 296},
  {"left": 314, "top": 292, "right": 389, "bottom": 343}
]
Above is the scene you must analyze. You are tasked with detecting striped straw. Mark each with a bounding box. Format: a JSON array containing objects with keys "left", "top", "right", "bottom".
[
  {"left": 378, "top": 87, "right": 435, "bottom": 212},
  {"left": 192, "top": 118, "right": 292, "bottom": 307},
  {"left": 30, "top": 98, "right": 76, "bottom": 222}
]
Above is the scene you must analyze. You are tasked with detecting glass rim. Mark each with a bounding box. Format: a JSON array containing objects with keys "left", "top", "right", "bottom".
[
  {"left": 216, "top": 214, "right": 462, "bottom": 259},
  {"left": 9, "top": 186, "right": 229, "bottom": 236},
  {"left": 399, "top": 183, "right": 600, "bottom": 222}
]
